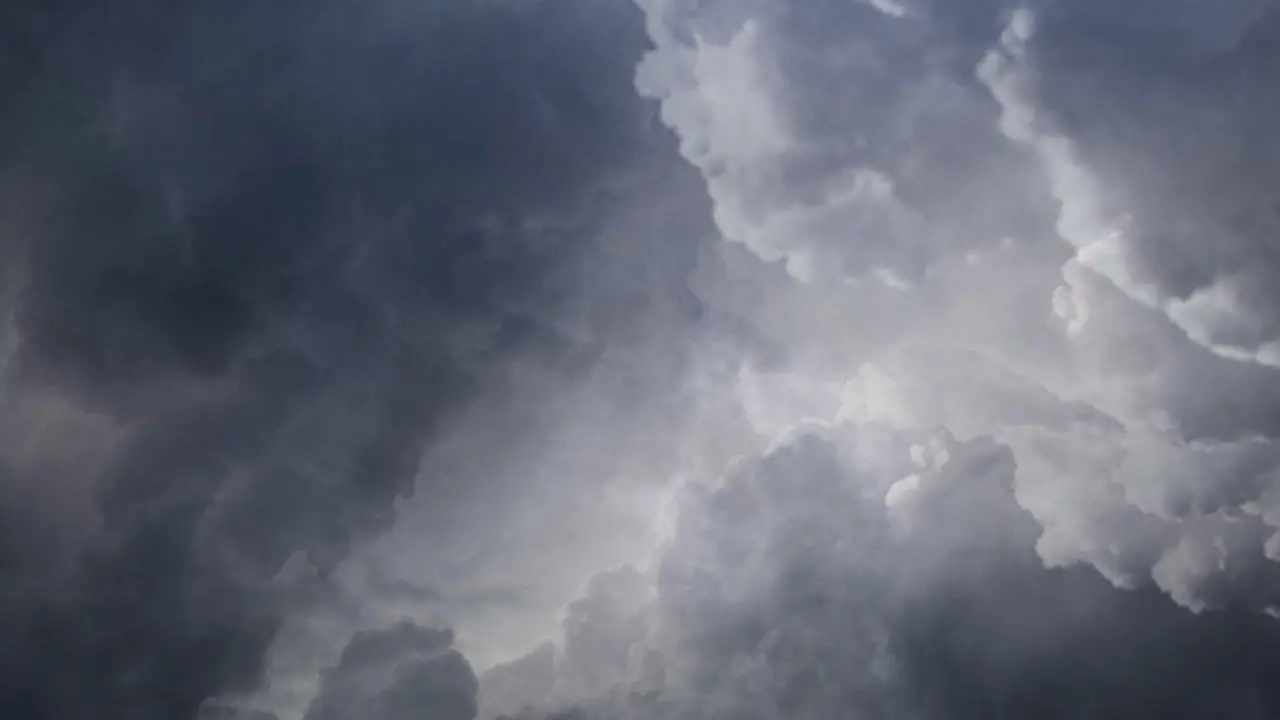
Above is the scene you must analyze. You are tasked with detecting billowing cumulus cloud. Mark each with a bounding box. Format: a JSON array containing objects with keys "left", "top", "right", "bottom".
[
  {"left": 201, "top": 622, "right": 477, "bottom": 720},
  {"left": 7, "top": 0, "right": 1280, "bottom": 718},
  {"left": 302, "top": 622, "right": 477, "bottom": 720},
  {"left": 982, "top": 3, "right": 1280, "bottom": 367},
  {"left": 466, "top": 2, "right": 1280, "bottom": 718},
  {"left": 633, "top": 0, "right": 1050, "bottom": 284},
  {"left": 486, "top": 424, "right": 1280, "bottom": 719},
  {"left": 629, "top": 0, "right": 1280, "bottom": 617}
]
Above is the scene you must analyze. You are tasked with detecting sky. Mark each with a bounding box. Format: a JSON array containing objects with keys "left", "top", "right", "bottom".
[{"left": 3, "top": 1, "right": 1280, "bottom": 719}]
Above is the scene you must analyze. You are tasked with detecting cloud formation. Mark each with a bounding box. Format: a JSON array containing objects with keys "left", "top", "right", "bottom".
[
  {"left": 630, "top": 0, "right": 1280, "bottom": 618},
  {"left": 302, "top": 623, "right": 477, "bottom": 720},
  {"left": 7, "top": 0, "right": 1280, "bottom": 718},
  {"left": 1, "top": 0, "right": 708, "bottom": 717},
  {"left": 474, "top": 3, "right": 1280, "bottom": 719},
  {"left": 487, "top": 424, "right": 1280, "bottom": 719}
]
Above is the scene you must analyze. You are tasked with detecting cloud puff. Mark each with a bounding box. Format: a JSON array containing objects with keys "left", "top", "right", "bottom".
[
  {"left": 478, "top": 566, "right": 650, "bottom": 719},
  {"left": 302, "top": 622, "right": 477, "bottom": 720},
  {"left": 982, "top": 4, "right": 1280, "bottom": 367},
  {"left": 973, "top": 3, "right": 1280, "bottom": 612},
  {"left": 626, "top": 0, "right": 1280, "bottom": 619},
  {"left": 485, "top": 424, "right": 1280, "bottom": 719},
  {"left": 634, "top": 0, "right": 1052, "bottom": 284}
]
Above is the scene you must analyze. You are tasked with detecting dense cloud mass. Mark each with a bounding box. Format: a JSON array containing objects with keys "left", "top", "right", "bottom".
[
  {"left": 6, "top": 0, "right": 1280, "bottom": 719},
  {"left": 634, "top": 0, "right": 1280, "bottom": 612},
  {"left": 485, "top": 426, "right": 1280, "bottom": 719},
  {"left": 1, "top": 0, "right": 707, "bottom": 717},
  {"left": 301, "top": 622, "right": 477, "bottom": 720}
]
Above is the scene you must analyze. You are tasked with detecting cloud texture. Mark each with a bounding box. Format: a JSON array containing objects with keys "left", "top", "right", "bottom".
[
  {"left": 2, "top": 0, "right": 707, "bottom": 717},
  {"left": 632, "top": 0, "right": 1280, "bottom": 614},
  {"left": 485, "top": 424, "right": 1280, "bottom": 719},
  {"left": 482, "top": 1, "right": 1280, "bottom": 719},
  {"left": 6, "top": 0, "right": 1280, "bottom": 719}
]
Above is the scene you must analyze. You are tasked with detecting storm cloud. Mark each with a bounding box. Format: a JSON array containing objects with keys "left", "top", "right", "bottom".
[
  {"left": 1, "top": 0, "right": 708, "bottom": 717},
  {"left": 6, "top": 0, "right": 1280, "bottom": 719},
  {"left": 490, "top": 425, "right": 1280, "bottom": 719},
  {"left": 631, "top": 0, "right": 1280, "bottom": 614},
  {"left": 483, "top": 1, "right": 1280, "bottom": 719}
]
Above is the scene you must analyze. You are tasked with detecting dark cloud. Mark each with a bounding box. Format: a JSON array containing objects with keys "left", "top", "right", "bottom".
[
  {"left": 0, "top": 0, "right": 708, "bottom": 717},
  {"left": 479, "top": 565, "right": 651, "bottom": 718},
  {"left": 8, "top": 0, "right": 1280, "bottom": 718},
  {"left": 487, "top": 427, "right": 1280, "bottom": 720},
  {"left": 479, "top": 643, "right": 558, "bottom": 720},
  {"left": 302, "top": 622, "right": 477, "bottom": 720},
  {"left": 197, "top": 705, "right": 281, "bottom": 720}
]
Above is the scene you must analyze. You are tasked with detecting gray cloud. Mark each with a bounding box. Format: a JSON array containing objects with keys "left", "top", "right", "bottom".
[
  {"left": 0, "top": 0, "right": 709, "bottom": 717},
  {"left": 302, "top": 622, "right": 477, "bottom": 720},
  {"left": 627, "top": 0, "right": 1280, "bottom": 619},
  {"left": 983, "top": 3, "right": 1280, "bottom": 367},
  {"left": 8, "top": 0, "right": 1280, "bottom": 718},
  {"left": 634, "top": 0, "right": 1054, "bottom": 285},
  {"left": 486, "top": 425, "right": 1280, "bottom": 719}
]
